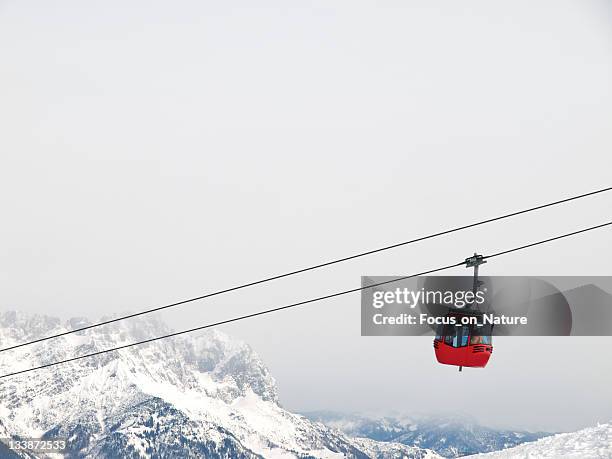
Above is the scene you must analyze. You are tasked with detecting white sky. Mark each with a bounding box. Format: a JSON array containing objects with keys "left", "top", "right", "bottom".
[{"left": 1, "top": 0, "right": 611, "bottom": 432}]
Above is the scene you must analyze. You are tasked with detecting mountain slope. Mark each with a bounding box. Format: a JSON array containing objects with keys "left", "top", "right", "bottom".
[
  {"left": 0, "top": 311, "right": 440, "bottom": 459},
  {"left": 465, "top": 422, "right": 612, "bottom": 458}
]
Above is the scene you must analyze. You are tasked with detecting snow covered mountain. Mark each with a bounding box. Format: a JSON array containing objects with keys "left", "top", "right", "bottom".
[
  {"left": 0, "top": 311, "right": 441, "bottom": 459},
  {"left": 465, "top": 422, "right": 612, "bottom": 458},
  {"left": 302, "top": 412, "right": 550, "bottom": 458}
]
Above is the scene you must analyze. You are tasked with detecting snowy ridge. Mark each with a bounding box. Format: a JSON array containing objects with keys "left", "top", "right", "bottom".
[
  {"left": 0, "top": 311, "right": 440, "bottom": 458},
  {"left": 351, "top": 437, "right": 441, "bottom": 459},
  {"left": 466, "top": 422, "right": 612, "bottom": 458}
]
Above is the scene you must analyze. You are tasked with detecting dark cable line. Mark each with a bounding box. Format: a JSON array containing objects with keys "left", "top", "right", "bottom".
[
  {"left": 1, "top": 186, "right": 611, "bottom": 354},
  {"left": 1, "top": 220, "right": 610, "bottom": 380}
]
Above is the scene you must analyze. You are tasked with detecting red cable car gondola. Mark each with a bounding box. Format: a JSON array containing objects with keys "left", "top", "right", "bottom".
[{"left": 433, "top": 253, "right": 493, "bottom": 371}]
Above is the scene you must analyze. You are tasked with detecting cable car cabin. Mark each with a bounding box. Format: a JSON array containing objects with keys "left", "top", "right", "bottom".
[{"left": 433, "top": 312, "right": 493, "bottom": 370}]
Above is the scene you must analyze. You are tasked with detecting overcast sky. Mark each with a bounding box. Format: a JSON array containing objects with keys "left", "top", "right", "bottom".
[{"left": 1, "top": 0, "right": 611, "bottom": 432}]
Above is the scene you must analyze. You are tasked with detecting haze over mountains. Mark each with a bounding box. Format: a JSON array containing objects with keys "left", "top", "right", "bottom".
[{"left": 302, "top": 412, "right": 550, "bottom": 458}]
